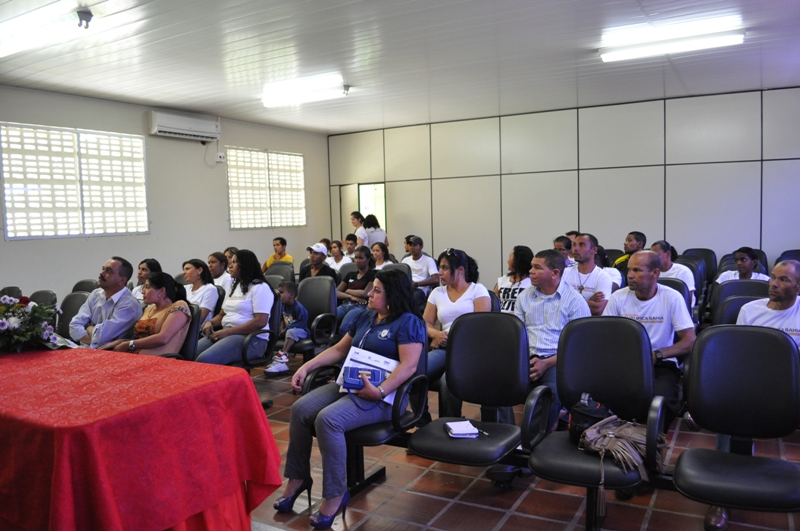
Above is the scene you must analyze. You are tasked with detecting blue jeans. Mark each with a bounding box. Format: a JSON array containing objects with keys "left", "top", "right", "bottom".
[
  {"left": 410, "top": 348, "right": 447, "bottom": 418},
  {"left": 336, "top": 301, "right": 367, "bottom": 332},
  {"left": 195, "top": 333, "right": 267, "bottom": 365},
  {"left": 284, "top": 383, "right": 392, "bottom": 498}
]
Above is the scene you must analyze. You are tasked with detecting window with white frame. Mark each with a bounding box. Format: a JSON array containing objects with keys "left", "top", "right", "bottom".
[
  {"left": 226, "top": 147, "right": 306, "bottom": 229},
  {"left": 0, "top": 122, "right": 148, "bottom": 240}
]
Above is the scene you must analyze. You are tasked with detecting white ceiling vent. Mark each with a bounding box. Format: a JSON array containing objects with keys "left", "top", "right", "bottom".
[{"left": 148, "top": 111, "right": 221, "bottom": 141}]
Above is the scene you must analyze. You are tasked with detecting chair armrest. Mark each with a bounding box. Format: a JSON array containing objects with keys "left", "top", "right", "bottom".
[
  {"left": 391, "top": 374, "right": 429, "bottom": 431},
  {"left": 646, "top": 395, "right": 666, "bottom": 471},
  {"left": 240, "top": 330, "right": 268, "bottom": 365},
  {"left": 157, "top": 352, "right": 182, "bottom": 359},
  {"left": 310, "top": 313, "right": 337, "bottom": 346},
  {"left": 520, "top": 384, "right": 552, "bottom": 451},
  {"left": 301, "top": 365, "right": 341, "bottom": 395}
]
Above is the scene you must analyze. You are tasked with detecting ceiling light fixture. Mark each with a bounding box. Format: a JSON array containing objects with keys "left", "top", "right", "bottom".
[
  {"left": 599, "top": 15, "right": 745, "bottom": 62},
  {"left": 261, "top": 73, "right": 350, "bottom": 108},
  {"left": 0, "top": 2, "right": 96, "bottom": 59}
]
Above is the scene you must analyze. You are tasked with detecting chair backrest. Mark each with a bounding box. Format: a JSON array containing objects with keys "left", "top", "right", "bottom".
[
  {"left": 264, "top": 275, "right": 283, "bottom": 290},
  {"left": 297, "top": 276, "right": 337, "bottom": 327},
  {"left": 262, "top": 287, "right": 283, "bottom": 359},
  {"left": 57, "top": 291, "right": 90, "bottom": 338},
  {"left": 72, "top": 279, "right": 98, "bottom": 293},
  {"left": 684, "top": 248, "right": 717, "bottom": 284},
  {"left": 674, "top": 257, "right": 704, "bottom": 295},
  {"left": 179, "top": 303, "right": 203, "bottom": 361},
  {"left": 213, "top": 285, "right": 225, "bottom": 317},
  {"left": 657, "top": 278, "right": 691, "bottom": 314},
  {"left": 488, "top": 290, "right": 501, "bottom": 312},
  {"left": 174, "top": 273, "right": 187, "bottom": 285},
  {"left": 30, "top": 289, "right": 57, "bottom": 306},
  {"left": 710, "top": 280, "right": 770, "bottom": 321},
  {"left": 338, "top": 262, "right": 358, "bottom": 280},
  {"left": 776, "top": 249, "right": 800, "bottom": 268},
  {"left": 381, "top": 262, "right": 413, "bottom": 283},
  {"left": 266, "top": 261, "right": 294, "bottom": 279},
  {"left": 605, "top": 248, "right": 625, "bottom": 266},
  {"left": 300, "top": 258, "right": 310, "bottom": 271},
  {"left": 557, "top": 316, "right": 654, "bottom": 423},
  {"left": 713, "top": 295, "right": 763, "bottom": 325},
  {"left": 446, "top": 313, "right": 530, "bottom": 407},
  {"left": 0, "top": 286, "right": 22, "bottom": 299},
  {"left": 688, "top": 326, "right": 800, "bottom": 439}
]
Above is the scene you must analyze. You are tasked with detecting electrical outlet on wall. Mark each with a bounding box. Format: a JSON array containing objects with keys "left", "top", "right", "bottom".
[{"left": 216, "top": 153, "right": 226, "bottom": 163}]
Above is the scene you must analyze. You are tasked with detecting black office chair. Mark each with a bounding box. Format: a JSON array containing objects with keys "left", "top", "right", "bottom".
[
  {"left": 173, "top": 273, "right": 187, "bottom": 285},
  {"left": 605, "top": 249, "right": 625, "bottom": 266},
  {"left": 674, "top": 326, "right": 800, "bottom": 517},
  {"left": 712, "top": 295, "right": 762, "bottom": 325},
  {"left": 159, "top": 303, "right": 203, "bottom": 360},
  {"left": 716, "top": 255, "right": 767, "bottom": 276},
  {"left": 266, "top": 261, "right": 294, "bottom": 281},
  {"left": 527, "top": 316, "right": 665, "bottom": 531},
  {"left": 72, "top": 279, "right": 98, "bottom": 293},
  {"left": 0, "top": 286, "right": 23, "bottom": 299},
  {"left": 57, "top": 291, "right": 90, "bottom": 339},
  {"left": 488, "top": 290, "right": 501, "bottom": 312},
  {"left": 408, "top": 313, "right": 536, "bottom": 471},
  {"left": 302, "top": 351, "right": 429, "bottom": 497},
  {"left": 275, "top": 276, "right": 337, "bottom": 363},
  {"left": 657, "top": 277, "right": 692, "bottom": 317},
  {"left": 213, "top": 285, "right": 225, "bottom": 317},
  {"left": 338, "top": 262, "right": 358, "bottom": 280},
  {"left": 675, "top": 256, "right": 706, "bottom": 310},
  {"left": 708, "top": 280, "right": 769, "bottom": 323},
  {"left": 264, "top": 275, "right": 283, "bottom": 290},
  {"left": 776, "top": 249, "right": 800, "bottom": 267},
  {"left": 381, "top": 262, "right": 412, "bottom": 283},
  {"left": 30, "top": 289, "right": 57, "bottom": 306},
  {"left": 299, "top": 258, "right": 310, "bottom": 271},
  {"left": 684, "top": 248, "right": 717, "bottom": 285}
]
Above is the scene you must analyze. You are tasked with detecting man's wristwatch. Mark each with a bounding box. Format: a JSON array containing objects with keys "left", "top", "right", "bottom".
[
  {"left": 653, "top": 349, "right": 663, "bottom": 362},
  {"left": 128, "top": 340, "right": 136, "bottom": 351}
]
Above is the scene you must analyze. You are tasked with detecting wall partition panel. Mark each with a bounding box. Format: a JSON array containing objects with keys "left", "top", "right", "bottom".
[
  {"left": 762, "top": 160, "right": 800, "bottom": 264},
  {"left": 666, "top": 162, "right": 761, "bottom": 259},
  {"left": 579, "top": 101, "right": 664, "bottom": 169},
  {"left": 579, "top": 166, "right": 665, "bottom": 252},
  {"left": 329, "top": 130, "right": 384, "bottom": 185},
  {"left": 431, "top": 118, "right": 500, "bottom": 178},
  {"left": 340, "top": 184, "right": 359, "bottom": 239},
  {"left": 666, "top": 92, "right": 761, "bottom": 164},
  {"left": 386, "top": 180, "right": 433, "bottom": 257},
  {"left": 385, "top": 125, "right": 431, "bottom": 181},
  {"left": 763, "top": 88, "right": 800, "bottom": 160},
  {"left": 330, "top": 186, "right": 341, "bottom": 241},
  {"left": 501, "top": 171, "right": 578, "bottom": 263},
  {"left": 501, "top": 110, "right": 577, "bottom": 174},
  {"left": 431, "top": 176, "right": 501, "bottom": 289}
]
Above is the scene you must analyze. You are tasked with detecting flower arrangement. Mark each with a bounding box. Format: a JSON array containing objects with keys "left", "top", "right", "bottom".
[{"left": 0, "top": 295, "right": 59, "bottom": 353}]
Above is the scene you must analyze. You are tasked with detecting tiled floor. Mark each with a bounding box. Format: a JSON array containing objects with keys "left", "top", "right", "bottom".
[{"left": 249, "top": 360, "right": 800, "bottom": 531}]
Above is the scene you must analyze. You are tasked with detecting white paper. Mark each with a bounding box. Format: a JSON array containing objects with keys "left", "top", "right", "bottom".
[
  {"left": 336, "top": 346, "right": 400, "bottom": 405},
  {"left": 445, "top": 420, "right": 479, "bottom": 435}
]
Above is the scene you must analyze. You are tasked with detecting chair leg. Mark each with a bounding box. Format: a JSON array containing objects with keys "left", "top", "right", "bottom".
[
  {"left": 584, "top": 486, "right": 606, "bottom": 531},
  {"left": 345, "top": 443, "right": 386, "bottom": 498}
]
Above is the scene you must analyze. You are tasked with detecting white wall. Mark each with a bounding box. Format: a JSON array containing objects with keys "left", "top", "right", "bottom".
[
  {"left": 0, "top": 85, "right": 330, "bottom": 302},
  {"left": 329, "top": 88, "right": 800, "bottom": 287}
]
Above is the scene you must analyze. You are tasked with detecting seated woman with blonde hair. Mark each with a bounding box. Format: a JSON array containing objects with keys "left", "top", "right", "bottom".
[{"left": 100, "top": 272, "right": 191, "bottom": 355}]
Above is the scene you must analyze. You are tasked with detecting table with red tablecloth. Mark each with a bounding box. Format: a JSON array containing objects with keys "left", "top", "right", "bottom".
[{"left": 0, "top": 348, "right": 282, "bottom": 531}]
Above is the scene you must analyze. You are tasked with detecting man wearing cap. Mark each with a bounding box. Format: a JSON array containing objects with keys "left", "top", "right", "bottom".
[
  {"left": 299, "top": 243, "right": 338, "bottom": 283},
  {"left": 401, "top": 236, "right": 439, "bottom": 310}
]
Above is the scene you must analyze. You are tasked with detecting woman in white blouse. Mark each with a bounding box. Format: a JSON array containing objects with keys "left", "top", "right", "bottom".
[
  {"left": 421, "top": 248, "right": 490, "bottom": 421},
  {"left": 371, "top": 242, "right": 393, "bottom": 270},
  {"left": 131, "top": 258, "right": 162, "bottom": 302},
  {"left": 324, "top": 240, "right": 353, "bottom": 272},
  {"left": 350, "top": 211, "right": 369, "bottom": 247},
  {"left": 182, "top": 258, "right": 220, "bottom": 324}
]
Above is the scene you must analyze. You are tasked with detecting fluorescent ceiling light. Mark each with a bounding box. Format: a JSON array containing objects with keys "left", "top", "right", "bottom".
[
  {"left": 262, "top": 73, "right": 349, "bottom": 108},
  {"left": 600, "top": 15, "right": 745, "bottom": 62},
  {"left": 600, "top": 31, "right": 745, "bottom": 62},
  {"left": 0, "top": 1, "right": 96, "bottom": 59}
]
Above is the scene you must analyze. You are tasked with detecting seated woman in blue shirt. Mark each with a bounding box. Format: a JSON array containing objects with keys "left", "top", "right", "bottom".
[{"left": 277, "top": 269, "right": 425, "bottom": 530}]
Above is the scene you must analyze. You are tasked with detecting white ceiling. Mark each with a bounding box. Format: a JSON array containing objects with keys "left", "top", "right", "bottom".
[{"left": 1, "top": 0, "right": 799, "bottom": 135}]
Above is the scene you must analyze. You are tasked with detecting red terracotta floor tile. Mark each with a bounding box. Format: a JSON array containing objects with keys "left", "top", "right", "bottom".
[
  {"left": 367, "top": 462, "right": 426, "bottom": 489},
  {"left": 729, "top": 508, "right": 790, "bottom": 530},
  {"left": 646, "top": 510, "right": 704, "bottom": 530},
  {"left": 515, "top": 488, "right": 584, "bottom": 522},
  {"left": 348, "top": 484, "right": 395, "bottom": 512},
  {"left": 352, "top": 514, "right": 423, "bottom": 531},
  {"left": 384, "top": 448, "right": 434, "bottom": 468},
  {"left": 783, "top": 443, "right": 800, "bottom": 462},
  {"left": 498, "top": 514, "right": 570, "bottom": 531},
  {"left": 267, "top": 407, "right": 293, "bottom": 423},
  {"left": 430, "top": 461, "right": 485, "bottom": 477},
  {"left": 431, "top": 501, "right": 506, "bottom": 530},
  {"left": 578, "top": 501, "right": 647, "bottom": 531},
  {"left": 459, "top": 478, "right": 526, "bottom": 510},
  {"left": 534, "top": 478, "right": 586, "bottom": 496},
  {"left": 652, "top": 489, "right": 708, "bottom": 517},
  {"left": 407, "top": 470, "right": 475, "bottom": 499},
  {"left": 373, "top": 490, "right": 449, "bottom": 524},
  {"left": 673, "top": 432, "right": 717, "bottom": 449}
]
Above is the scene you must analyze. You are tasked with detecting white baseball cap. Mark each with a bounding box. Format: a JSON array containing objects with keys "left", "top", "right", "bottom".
[{"left": 306, "top": 243, "right": 328, "bottom": 255}]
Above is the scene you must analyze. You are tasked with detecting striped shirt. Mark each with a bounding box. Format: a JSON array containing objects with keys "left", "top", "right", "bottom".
[{"left": 514, "top": 280, "right": 591, "bottom": 358}]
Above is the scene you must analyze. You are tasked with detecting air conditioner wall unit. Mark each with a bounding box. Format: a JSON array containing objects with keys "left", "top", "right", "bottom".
[{"left": 148, "top": 111, "right": 221, "bottom": 141}]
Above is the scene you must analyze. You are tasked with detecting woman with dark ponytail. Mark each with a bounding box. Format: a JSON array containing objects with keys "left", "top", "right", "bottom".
[{"left": 100, "top": 272, "right": 191, "bottom": 355}]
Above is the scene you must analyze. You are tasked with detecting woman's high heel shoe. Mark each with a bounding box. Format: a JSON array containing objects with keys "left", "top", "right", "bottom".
[
  {"left": 273, "top": 477, "right": 313, "bottom": 513},
  {"left": 310, "top": 491, "right": 350, "bottom": 530}
]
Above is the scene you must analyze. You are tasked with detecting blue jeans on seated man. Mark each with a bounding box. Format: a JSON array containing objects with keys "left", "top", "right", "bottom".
[
  {"left": 196, "top": 333, "right": 268, "bottom": 365},
  {"left": 495, "top": 361, "right": 560, "bottom": 438}
]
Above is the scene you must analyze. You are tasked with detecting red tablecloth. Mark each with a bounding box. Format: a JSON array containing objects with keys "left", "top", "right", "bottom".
[{"left": 0, "top": 349, "right": 282, "bottom": 531}]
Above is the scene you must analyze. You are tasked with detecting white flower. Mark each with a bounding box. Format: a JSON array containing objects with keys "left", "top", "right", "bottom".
[
  {"left": 7, "top": 317, "right": 21, "bottom": 330},
  {"left": 24, "top": 301, "right": 37, "bottom": 312}
]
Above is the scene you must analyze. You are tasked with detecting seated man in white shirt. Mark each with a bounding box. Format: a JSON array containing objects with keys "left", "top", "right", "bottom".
[
  {"left": 401, "top": 236, "right": 439, "bottom": 310},
  {"left": 69, "top": 257, "right": 143, "bottom": 348},
  {"left": 703, "top": 260, "right": 800, "bottom": 531},
  {"left": 603, "top": 251, "right": 696, "bottom": 429},
  {"left": 562, "top": 233, "right": 613, "bottom": 315},
  {"left": 651, "top": 240, "right": 696, "bottom": 306}
]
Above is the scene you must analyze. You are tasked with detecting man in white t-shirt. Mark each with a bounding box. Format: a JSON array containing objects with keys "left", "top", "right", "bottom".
[
  {"left": 562, "top": 233, "right": 613, "bottom": 315},
  {"left": 401, "top": 236, "right": 439, "bottom": 310},
  {"left": 701, "top": 260, "right": 800, "bottom": 531},
  {"left": 651, "top": 240, "right": 696, "bottom": 306},
  {"left": 603, "top": 251, "right": 696, "bottom": 429}
]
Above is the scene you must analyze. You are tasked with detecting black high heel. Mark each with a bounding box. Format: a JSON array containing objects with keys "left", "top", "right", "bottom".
[
  {"left": 310, "top": 491, "right": 350, "bottom": 530},
  {"left": 273, "top": 477, "right": 313, "bottom": 513}
]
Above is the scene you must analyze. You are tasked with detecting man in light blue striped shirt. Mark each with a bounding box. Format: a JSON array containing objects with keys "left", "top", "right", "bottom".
[{"left": 504, "top": 249, "right": 590, "bottom": 427}]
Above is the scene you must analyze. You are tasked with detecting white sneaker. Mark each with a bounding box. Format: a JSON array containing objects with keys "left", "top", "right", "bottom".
[{"left": 265, "top": 360, "right": 290, "bottom": 373}]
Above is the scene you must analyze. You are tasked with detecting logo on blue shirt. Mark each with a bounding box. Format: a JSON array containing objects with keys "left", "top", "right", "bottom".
[{"left": 378, "top": 329, "right": 391, "bottom": 340}]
